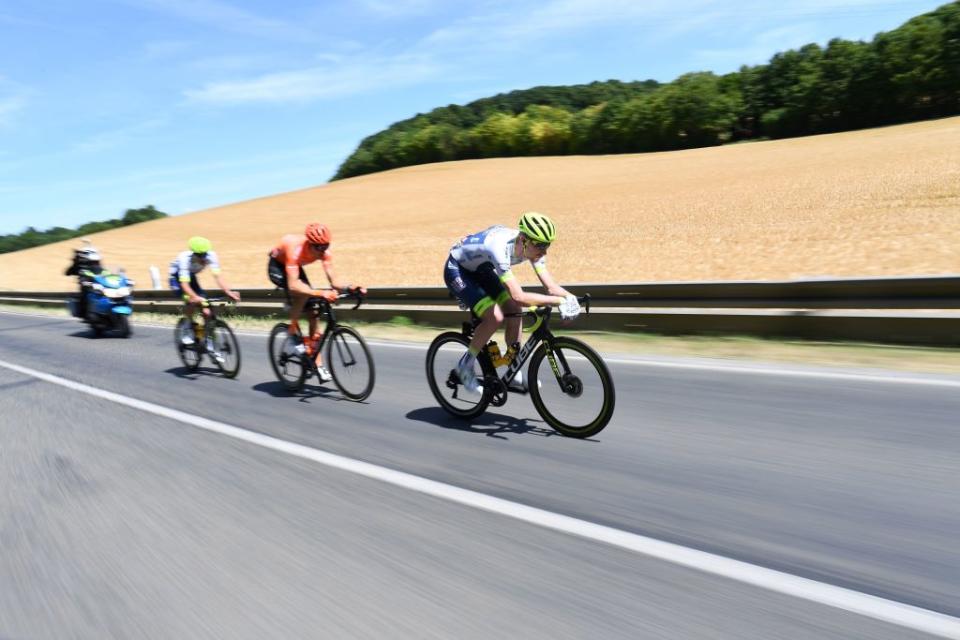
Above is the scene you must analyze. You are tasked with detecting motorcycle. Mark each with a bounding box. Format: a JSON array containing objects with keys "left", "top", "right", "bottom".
[{"left": 67, "top": 270, "right": 135, "bottom": 338}]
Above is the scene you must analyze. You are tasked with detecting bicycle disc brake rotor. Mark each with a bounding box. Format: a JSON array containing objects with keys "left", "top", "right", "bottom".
[{"left": 561, "top": 373, "right": 583, "bottom": 398}]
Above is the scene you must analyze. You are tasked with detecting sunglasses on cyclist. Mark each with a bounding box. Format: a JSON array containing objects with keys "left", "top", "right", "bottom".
[
  {"left": 310, "top": 243, "right": 329, "bottom": 252},
  {"left": 528, "top": 239, "right": 550, "bottom": 251}
]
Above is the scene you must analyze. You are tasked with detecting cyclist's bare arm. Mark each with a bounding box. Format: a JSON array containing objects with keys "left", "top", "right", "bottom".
[
  {"left": 180, "top": 280, "right": 204, "bottom": 304},
  {"left": 322, "top": 262, "right": 345, "bottom": 292},
  {"left": 504, "top": 277, "right": 564, "bottom": 307},
  {"left": 285, "top": 265, "right": 332, "bottom": 298},
  {"left": 533, "top": 264, "right": 572, "bottom": 299},
  {"left": 213, "top": 273, "right": 240, "bottom": 301}
]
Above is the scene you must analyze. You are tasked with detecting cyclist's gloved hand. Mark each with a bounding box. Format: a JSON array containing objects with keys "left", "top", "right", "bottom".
[
  {"left": 321, "top": 289, "right": 339, "bottom": 303},
  {"left": 559, "top": 294, "right": 581, "bottom": 321}
]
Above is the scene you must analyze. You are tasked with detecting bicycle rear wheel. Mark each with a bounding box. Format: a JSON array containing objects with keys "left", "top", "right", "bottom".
[
  {"left": 425, "top": 332, "right": 491, "bottom": 419},
  {"left": 325, "top": 325, "right": 375, "bottom": 401},
  {"left": 268, "top": 323, "right": 307, "bottom": 391},
  {"left": 210, "top": 319, "right": 241, "bottom": 378},
  {"left": 175, "top": 318, "right": 201, "bottom": 371},
  {"left": 528, "top": 337, "right": 615, "bottom": 438}
]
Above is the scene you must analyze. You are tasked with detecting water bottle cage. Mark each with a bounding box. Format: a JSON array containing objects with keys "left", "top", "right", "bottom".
[
  {"left": 492, "top": 354, "right": 513, "bottom": 367},
  {"left": 487, "top": 343, "right": 517, "bottom": 368}
]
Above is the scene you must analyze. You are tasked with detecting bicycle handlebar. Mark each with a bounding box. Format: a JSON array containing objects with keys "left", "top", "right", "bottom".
[
  {"left": 339, "top": 290, "right": 365, "bottom": 310},
  {"left": 306, "top": 289, "right": 366, "bottom": 311},
  {"left": 513, "top": 293, "right": 591, "bottom": 318}
]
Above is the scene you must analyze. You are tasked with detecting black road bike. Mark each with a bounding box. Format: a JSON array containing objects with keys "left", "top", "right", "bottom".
[
  {"left": 174, "top": 298, "right": 241, "bottom": 378},
  {"left": 268, "top": 291, "right": 375, "bottom": 401},
  {"left": 425, "top": 295, "right": 615, "bottom": 438}
]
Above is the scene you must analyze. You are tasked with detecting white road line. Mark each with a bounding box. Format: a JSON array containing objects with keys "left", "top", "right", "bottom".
[
  {"left": 1, "top": 358, "right": 958, "bottom": 639},
  {"left": 2, "top": 308, "right": 959, "bottom": 388}
]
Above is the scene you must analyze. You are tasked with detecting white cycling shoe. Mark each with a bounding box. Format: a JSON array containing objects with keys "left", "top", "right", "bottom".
[
  {"left": 507, "top": 370, "right": 540, "bottom": 393},
  {"left": 457, "top": 361, "right": 482, "bottom": 395},
  {"left": 284, "top": 336, "right": 306, "bottom": 357},
  {"left": 317, "top": 366, "right": 333, "bottom": 383}
]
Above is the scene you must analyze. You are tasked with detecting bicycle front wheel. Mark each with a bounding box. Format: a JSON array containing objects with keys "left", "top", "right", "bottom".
[
  {"left": 425, "top": 332, "right": 491, "bottom": 419},
  {"left": 210, "top": 319, "right": 241, "bottom": 378},
  {"left": 268, "top": 323, "right": 307, "bottom": 391},
  {"left": 325, "top": 325, "right": 375, "bottom": 401},
  {"left": 175, "top": 318, "right": 201, "bottom": 371},
  {"left": 528, "top": 337, "right": 615, "bottom": 438}
]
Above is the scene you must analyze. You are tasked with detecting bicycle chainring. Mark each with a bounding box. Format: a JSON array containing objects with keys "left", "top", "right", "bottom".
[{"left": 489, "top": 378, "right": 508, "bottom": 407}]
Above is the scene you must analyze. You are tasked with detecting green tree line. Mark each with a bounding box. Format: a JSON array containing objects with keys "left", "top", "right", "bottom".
[
  {"left": 0, "top": 205, "right": 168, "bottom": 255},
  {"left": 333, "top": 1, "right": 960, "bottom": 180}
]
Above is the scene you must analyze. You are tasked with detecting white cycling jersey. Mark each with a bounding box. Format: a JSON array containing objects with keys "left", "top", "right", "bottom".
[
  {"left": 449, "top": 225, "right": 545, "bottom": 280},
  {"left": 169, "top": 250, "right": 221, "bottom": 282}
]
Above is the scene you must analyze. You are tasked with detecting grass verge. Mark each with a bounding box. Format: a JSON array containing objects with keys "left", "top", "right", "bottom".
[{"left": 3, "top": 303, "right": 957, "bottom": 375}]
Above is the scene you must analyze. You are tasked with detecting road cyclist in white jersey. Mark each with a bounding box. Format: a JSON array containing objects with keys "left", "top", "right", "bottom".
[
  {"left": 168, "top": 236, "right": 241, "bottom": 360},
  {"left": 443, "top": 211, "right": 581, "bottom": 394}
]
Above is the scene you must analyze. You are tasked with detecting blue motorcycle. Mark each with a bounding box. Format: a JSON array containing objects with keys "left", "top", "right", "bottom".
[{"left": 68, "top": 270, "right": 134, "bottom": 338}]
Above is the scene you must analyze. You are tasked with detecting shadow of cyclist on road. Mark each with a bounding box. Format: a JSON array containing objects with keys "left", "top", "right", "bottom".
[
  {"left": 405, "top": 406, "right": 558, "bottom": 440},
  {"left": 251, "top": 380, "right": 363, "bottom": 404},
  {"left": 164, "top": 365, "right": 219, "bottom": 380}
]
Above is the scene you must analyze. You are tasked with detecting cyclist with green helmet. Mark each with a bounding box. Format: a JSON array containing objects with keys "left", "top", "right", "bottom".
[
  {"left": 444, "top": 212, "right": 580, "bottom": 394},
  {"left": 169, "top": 236, "right": 241, "bottom": 358}
]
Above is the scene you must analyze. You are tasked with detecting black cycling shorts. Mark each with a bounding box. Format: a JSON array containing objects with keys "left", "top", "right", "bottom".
[{"left": 267, "top": 257, "right": 310, "bottom": 291}]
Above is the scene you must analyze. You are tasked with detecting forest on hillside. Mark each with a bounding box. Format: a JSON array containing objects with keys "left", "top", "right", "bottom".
[
  {"left": 0, "top": 206, "right": 168, "bottom": 255},
  {"left": 333, "top": 2, "right": 960, "bottom": 180}
]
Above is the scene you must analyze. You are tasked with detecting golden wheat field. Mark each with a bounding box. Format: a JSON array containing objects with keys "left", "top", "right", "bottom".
[{"left": 1, "top": 116, "right": 958, "bottom": 291}]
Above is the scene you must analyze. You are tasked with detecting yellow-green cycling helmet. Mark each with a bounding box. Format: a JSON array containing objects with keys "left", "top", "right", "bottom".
[
  {"left": 188, "top": 236, "right": 212, "bottom": 254},
  {"left": 518, "top": 212, "right": 556, "bottom": 245}
]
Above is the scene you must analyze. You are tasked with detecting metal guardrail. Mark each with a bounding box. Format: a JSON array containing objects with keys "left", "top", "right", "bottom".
[
  {"left": 2, "top": 276, "right": 959, "bottom": 346},
  {"left": 7, "top": 275, "right": 960, "bottom": 308}
]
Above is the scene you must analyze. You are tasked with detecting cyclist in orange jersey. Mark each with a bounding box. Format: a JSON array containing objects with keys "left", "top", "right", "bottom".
[{"left": 267, "top": 222, "right": 366, "bottom": 382}]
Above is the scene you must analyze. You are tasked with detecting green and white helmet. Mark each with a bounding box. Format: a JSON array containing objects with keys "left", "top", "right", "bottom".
[
  {"left": 188, "top": 236, "right": 212, "bottom": 254},
  {"left": 517, "top": 211, "right": 556, "bottom": 244}
]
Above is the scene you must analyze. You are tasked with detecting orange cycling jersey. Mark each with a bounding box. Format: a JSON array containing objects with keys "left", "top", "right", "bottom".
[{"left": 270, "top": 234, "right": 332, "bottom": 276}]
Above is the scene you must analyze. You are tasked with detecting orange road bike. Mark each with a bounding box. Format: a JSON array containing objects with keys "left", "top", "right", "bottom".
[{"left": 268, "top": 290, "right": 375, "bottom": 401}]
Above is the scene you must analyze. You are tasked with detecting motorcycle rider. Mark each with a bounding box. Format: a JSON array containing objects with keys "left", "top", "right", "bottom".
[{"left": 65, "top": 242, "right": 105, "bottom": 319}]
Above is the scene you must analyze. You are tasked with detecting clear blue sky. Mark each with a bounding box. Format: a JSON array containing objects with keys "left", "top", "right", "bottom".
[{"left": 0, "top": 0, "right": 946, "bottom": 234}]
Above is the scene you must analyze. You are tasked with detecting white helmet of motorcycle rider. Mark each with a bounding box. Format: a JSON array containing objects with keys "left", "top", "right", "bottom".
[{"left": 76, "top": 247, "right": 101, "bottom": 262}]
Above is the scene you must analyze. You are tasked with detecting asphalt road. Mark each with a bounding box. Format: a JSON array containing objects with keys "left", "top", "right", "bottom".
[{"left": 1, "top": 310, "right": 958, "bottom": 639}]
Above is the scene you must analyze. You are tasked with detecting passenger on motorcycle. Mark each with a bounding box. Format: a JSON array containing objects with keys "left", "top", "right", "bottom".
[
  {"left": 444, "top": 212, "right": 581, "bottom": 394},
  {"left": 169, "top": 237, "right": 241, "bottom": 354},
  {"left": 267, "top": 222, "right": 366, "bottom": 383}
]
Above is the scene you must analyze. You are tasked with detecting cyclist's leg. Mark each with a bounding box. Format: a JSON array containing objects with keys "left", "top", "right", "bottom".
[
  {"left": 446, "top": 258, "right": 504, "bottom": 349},
  {"left": 191, "top": 276, "right": 210, "bottom": 321},
  {"left": 472, "top": 265, "right": 517, "bottom": 348},
  {"left": 290, "top": 266, "right": 312, "bottom": 338},
  {"left": 268, "top": 257, "right": 302, "bottom": 338}
]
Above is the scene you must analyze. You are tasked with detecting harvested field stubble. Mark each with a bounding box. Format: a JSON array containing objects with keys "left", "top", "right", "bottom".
[{"left": 1, "top": 116, "right": 958, "bottom": 291}]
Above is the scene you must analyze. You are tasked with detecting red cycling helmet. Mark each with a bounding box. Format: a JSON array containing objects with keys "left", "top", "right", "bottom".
[{"left": 304, "top": 222, "right": 331, "bottom": 245}]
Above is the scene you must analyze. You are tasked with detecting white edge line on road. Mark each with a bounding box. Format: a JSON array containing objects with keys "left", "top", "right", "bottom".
[
  {"left": 1, "top": 357, "right": 958, "bottom": 639},
  {"left": 2, "top": 308, "right": 959, "bottom": 388}
]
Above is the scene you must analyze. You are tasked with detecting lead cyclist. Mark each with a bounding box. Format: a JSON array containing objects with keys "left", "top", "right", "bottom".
[{"left": 443, "top": 211, "right": 581, "bottom": 394}]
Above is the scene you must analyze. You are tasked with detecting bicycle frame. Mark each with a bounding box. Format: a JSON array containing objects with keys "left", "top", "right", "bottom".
[
  {"left": 464, "top": 294, "right": 591, "bottom": 392},
  {"left": 285, "top": 291, "right": 365, "bottom": 372}
]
